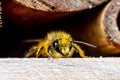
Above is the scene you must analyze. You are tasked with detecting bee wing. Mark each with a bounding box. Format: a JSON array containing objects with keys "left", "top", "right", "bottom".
[
  {"left": 21, "top": 39, "right": 45, "bottom": 43},
  {"left": 24, "top": 52, "right": 32, "bottom": 58}
]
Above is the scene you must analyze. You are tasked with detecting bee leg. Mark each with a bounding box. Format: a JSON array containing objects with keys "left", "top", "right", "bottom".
[
  {"left": 35, "top": 46, "right": 44, "bottom": 58},
  {"left": 37, "top": 43, "right": 53, "bottom": 58},
  {"left": 47, "top": 46, "right": 53, "bottom": 58},
  {"left": 25, "top": 46, "right": 38, "bottom": 58},
  {"left": 73, "top": 43, "right": 89, "bottom": 58}
]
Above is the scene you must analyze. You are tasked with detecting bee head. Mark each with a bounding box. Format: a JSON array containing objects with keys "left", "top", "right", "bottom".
[
  {"left": 52, "top": 38, "right": 72, "bottom": 57},
  {"left": 46, "top": 31, "right": 73, "bottom": 57}
]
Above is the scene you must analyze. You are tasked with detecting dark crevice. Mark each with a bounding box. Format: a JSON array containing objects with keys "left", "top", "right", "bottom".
[{"left": 117, "top": 12, "right": 120, "bottom": 30}]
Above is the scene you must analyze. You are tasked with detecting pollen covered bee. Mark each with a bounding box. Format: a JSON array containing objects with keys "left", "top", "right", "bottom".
[{"left": 24, "top": 31, "right": 96, "bottom": 58}]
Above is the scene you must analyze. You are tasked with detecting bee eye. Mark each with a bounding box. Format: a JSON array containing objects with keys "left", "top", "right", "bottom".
[
  {"left": 53, "top": 40, "right": 58, "bottom": 48},
  {"left": 69, "top": 41, "right": 72, "bottom": 49}
]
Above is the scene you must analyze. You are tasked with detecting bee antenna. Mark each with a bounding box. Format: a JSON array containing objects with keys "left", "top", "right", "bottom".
[
  {"left": 48, "top": 47, "right": 54, "bottom": 59},
  {"left": 73, "top": 40, "right": 97, "bottom": 48}
]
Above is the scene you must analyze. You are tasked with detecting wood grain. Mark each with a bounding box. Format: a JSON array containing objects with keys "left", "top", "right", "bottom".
[
  {"left": 2, "top": 0, "right": 108, "bottom": 29},
  {"left": 0, "top": 58, "right": 120, "bottom": 80},
  {"left": 16, "top": 0, "right": 108, "bottom": 11},
  {"left": 74, "top": 0, "right": 120, "bottom": 56}
]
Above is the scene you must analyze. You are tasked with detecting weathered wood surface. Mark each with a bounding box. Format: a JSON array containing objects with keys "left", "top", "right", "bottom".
[
  {"left": 76, "top": 0, "right": 120, "bottom": 56},
  {"left": 0, "top": 58, "right": 120, "bottom": 80},
  {"left": 2, "top": 0, "right": 108, "bottom": 29},
  {"left": 16, "top": 0, "right": 108, "bottom": 11}
]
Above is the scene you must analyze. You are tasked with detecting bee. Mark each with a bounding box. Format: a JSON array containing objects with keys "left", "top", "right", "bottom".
[{"left": 24, "top": 31, "right": 96, "bottom": 58}]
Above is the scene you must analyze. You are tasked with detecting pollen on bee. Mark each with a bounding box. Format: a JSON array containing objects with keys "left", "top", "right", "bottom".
[
  {"left": 100, "top": 56, "right": 103, "bottom": 58},
  {"left": 24, "top": 31, "right": 93, "bottom": 58}
]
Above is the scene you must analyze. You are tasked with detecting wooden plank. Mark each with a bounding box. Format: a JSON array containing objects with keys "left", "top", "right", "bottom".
[{"left": 0, "top": 58, "right": 120, "bottom": 80}]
